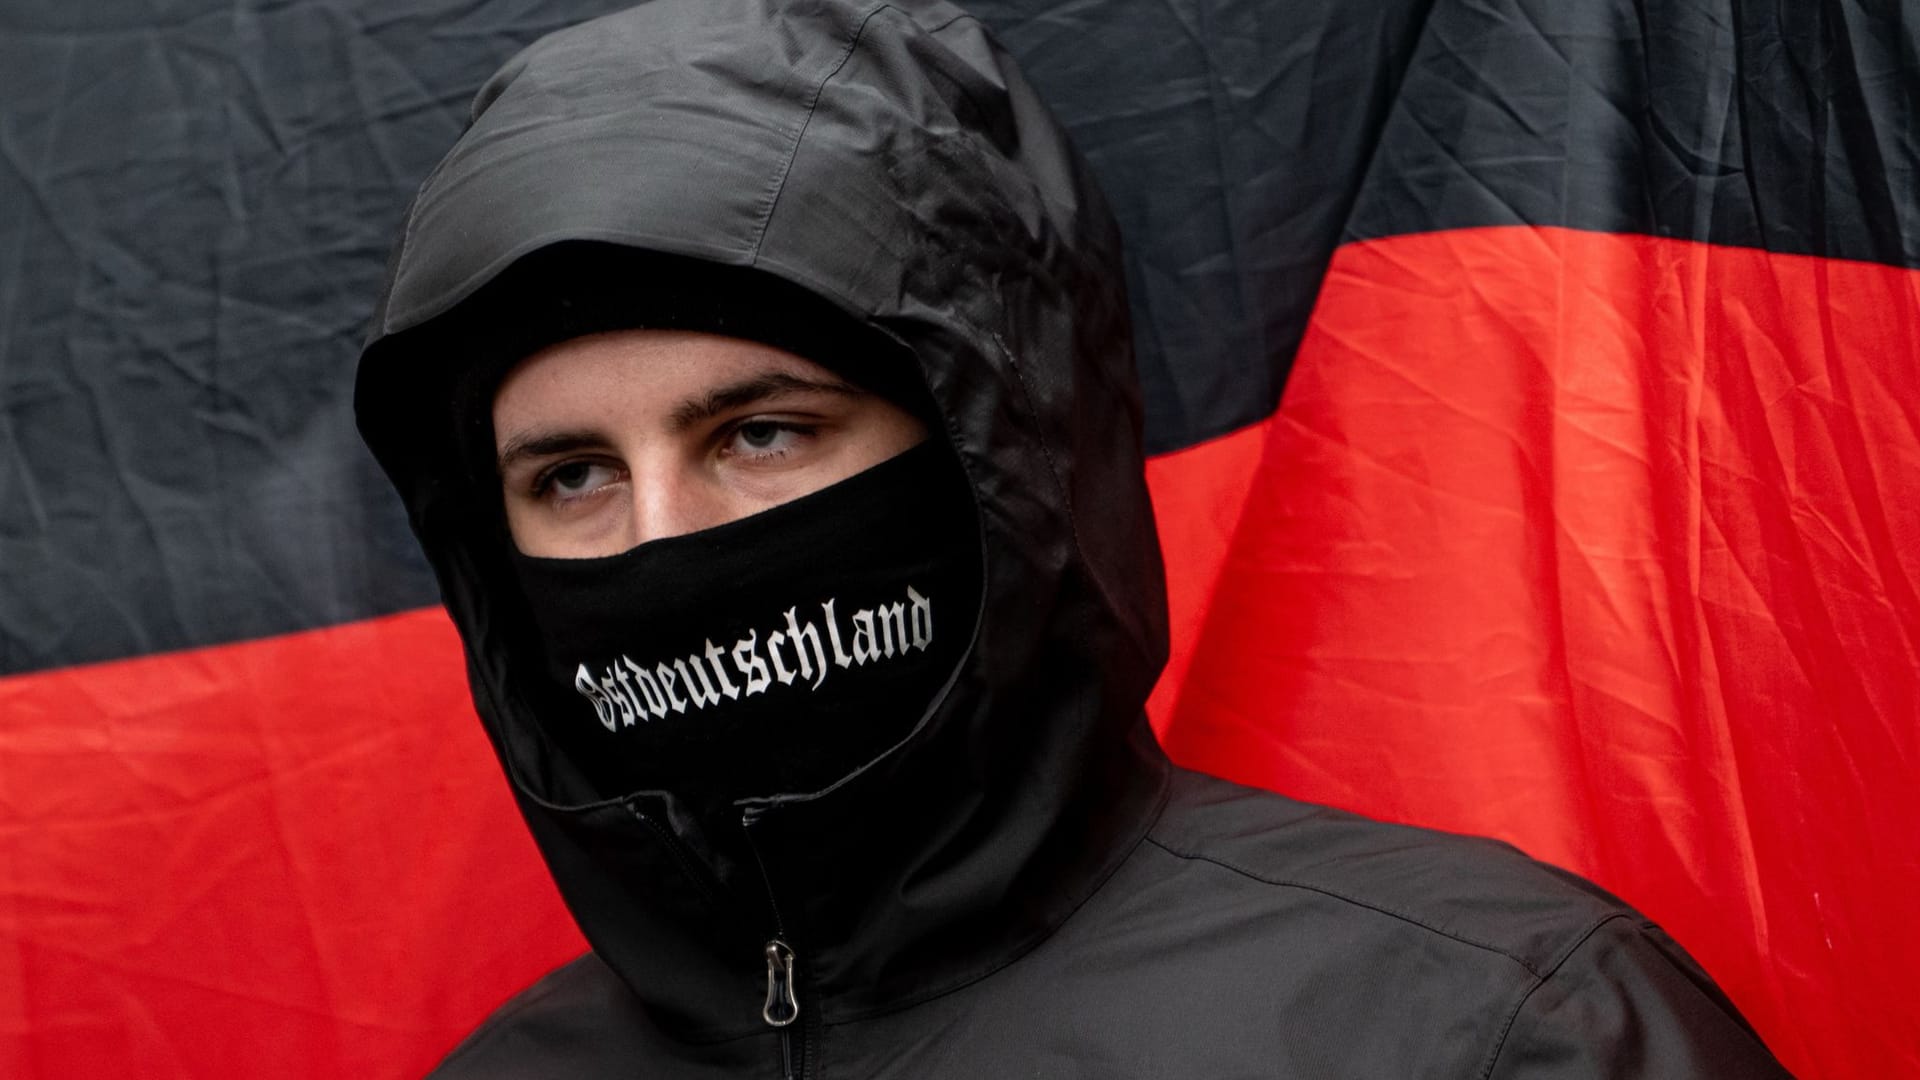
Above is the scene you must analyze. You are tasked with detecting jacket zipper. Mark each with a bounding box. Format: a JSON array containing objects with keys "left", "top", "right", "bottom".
[
  {"left": 764, "top": 937, "right": 800, "bottom": 1080},
  {"left": 743, "top": 807, "right": 809, "bottom": 1080}
]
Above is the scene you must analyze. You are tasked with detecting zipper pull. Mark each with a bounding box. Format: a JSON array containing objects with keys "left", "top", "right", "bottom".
[{"left": 762, "top": 939, "right": 799, "bottom": 1027}]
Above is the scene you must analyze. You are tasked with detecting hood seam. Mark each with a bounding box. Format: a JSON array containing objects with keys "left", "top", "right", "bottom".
[
  {"left": 749, "top": 2, "right": 893, "bottom": 265},
  {"left": 1141, "top": 835, "right": 1624, "bottom": 980}
]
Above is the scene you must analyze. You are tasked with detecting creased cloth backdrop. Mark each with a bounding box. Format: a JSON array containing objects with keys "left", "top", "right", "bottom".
[{"left": 2, "top": 1, "right": 1915, "bottom": 1076}]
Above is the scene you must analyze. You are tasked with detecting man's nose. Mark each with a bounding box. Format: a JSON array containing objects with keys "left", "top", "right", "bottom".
[{"left": 626, "top": 461, "right": 727, "bottom": 546}]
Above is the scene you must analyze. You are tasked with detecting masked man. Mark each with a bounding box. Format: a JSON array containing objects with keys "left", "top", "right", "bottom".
[{"left": 355, "top": 1, "right": 1791, "bottom": 1076}]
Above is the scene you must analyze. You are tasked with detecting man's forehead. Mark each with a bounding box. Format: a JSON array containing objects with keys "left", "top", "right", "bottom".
[
  {"left": 491, "top": 331, "right": 864, "bottom": 450},
  {"left": 498, "top": 328, "right": 842, "bottom": 398}
]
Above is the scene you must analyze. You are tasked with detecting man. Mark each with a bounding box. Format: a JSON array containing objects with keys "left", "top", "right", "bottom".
[{"left": 355, "top": 0, "right": 1791, "bottom": 1075}]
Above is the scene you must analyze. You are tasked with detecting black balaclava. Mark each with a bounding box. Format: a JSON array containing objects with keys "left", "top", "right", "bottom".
[
  {"left": 509, "top": 439, "right": 977, "bottom": 809},
  {"left": 451, "top": 243, "right": 982, "bottom": 810}
]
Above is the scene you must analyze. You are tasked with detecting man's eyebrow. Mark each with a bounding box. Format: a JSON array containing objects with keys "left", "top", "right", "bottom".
[
  {"left": 670, "top": 371, "right": 862, "bottom": 431},
  {"left": 496, "top": 431, "right": 604, "bottom": 474}
]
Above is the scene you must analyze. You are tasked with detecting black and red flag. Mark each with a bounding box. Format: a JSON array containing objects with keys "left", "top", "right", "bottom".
[{"left": 2, "top": 1, "right": 1913, "bottom": 1077}]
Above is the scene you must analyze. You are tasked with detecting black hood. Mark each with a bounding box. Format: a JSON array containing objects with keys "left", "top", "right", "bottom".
[{"left": 356, "top": 0, "right": 1169, "bottom": 1040}]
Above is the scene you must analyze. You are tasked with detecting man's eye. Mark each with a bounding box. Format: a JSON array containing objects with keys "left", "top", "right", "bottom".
[
  {"left": 537, "top": 460, "right": 619, "bottom": 499},
  {"left": 726, "top": 420, "right": 809, "bottom": 459}
]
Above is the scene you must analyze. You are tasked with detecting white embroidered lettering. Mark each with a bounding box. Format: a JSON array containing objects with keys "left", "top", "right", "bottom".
[
  {"left": 576, "top": 664, "right": 618, "bottom": 731},
  {"left": 767, "top": 630, "right": 797, "bottom": 685},
  {"left": 733, "top": 631, "right": 772, "bottom": 695},
  {"left": 575, "top": 585, "right": 934, "bottom": 731},
  {"left": 875, "top": 601, "right": 907, "bottom": 659},
  {"left": 602, "top": 671, "right": 640, "bottom": 727},
  {"left": 822, "top": 598, "right": 855, "bottom": 668},
  {"left": 703, "top": 639, "right": 740, "bottom": 700},
  {"left": 676, "top": 655, "right": 720, "bottom": 708},
  {"left": 850, "top": 608, "right": 878, "bottom": 665},
  {"left": 908, "top": 586, "right": 932, "bottom": 650},
  {"left": 784, "top": 607, "right": 827, "bottom": 690},
  {"left": 654, "top": 661, "right": 687, "bottom": 713},
  {"left": 624, "top": 657, "right": 670, "bottom": 716}
]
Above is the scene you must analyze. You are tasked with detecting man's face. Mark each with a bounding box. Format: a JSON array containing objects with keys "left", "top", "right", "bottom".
[{"left": 493, "top": 329, "right": 929, "bottom": 558}]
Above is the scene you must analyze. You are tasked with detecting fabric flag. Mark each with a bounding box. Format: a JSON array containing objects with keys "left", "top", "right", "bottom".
[{"left": 1, "top": 1, "right": 1912, "bottom": 1077}]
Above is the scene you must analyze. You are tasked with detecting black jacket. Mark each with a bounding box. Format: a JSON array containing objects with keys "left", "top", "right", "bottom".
[{"left": 354, "top": 1, "right": 1790, "bottom": 1076}]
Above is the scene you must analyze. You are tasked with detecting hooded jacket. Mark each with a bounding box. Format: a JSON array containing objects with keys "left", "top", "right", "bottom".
[{"left": 355, "top": 1, "right": 1791, "bottom": 1076}]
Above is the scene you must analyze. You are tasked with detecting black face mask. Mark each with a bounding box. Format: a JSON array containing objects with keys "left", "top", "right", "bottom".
[{"left": 507, "top": 439, "right": 980, "bottom": 807}]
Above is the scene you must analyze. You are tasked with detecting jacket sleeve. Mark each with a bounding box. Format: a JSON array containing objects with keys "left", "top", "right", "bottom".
[{"left": 1485, "top": 916, "right": 1794, "bottom": 1079}]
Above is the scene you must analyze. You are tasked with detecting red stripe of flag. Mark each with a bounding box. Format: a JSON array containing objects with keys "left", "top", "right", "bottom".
[
  {"left": 1154, "top": 226, "right": 1920, "bottom": 1079},
  {"left": 0, "top": 609, "right": 582, "bottom": 1078}
]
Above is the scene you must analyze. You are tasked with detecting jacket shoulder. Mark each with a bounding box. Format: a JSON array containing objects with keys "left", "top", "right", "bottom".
[
  {"left": 1139, "top": 769, "right": 1789, "bottom": 1075},
  {"left": 1147, "top": 767, "right": 1642, "bottom": 979}
]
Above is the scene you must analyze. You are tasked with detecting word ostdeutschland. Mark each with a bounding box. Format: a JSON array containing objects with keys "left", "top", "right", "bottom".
[{"left": 573, "top": 586, "right": 933, "bottom": 731}]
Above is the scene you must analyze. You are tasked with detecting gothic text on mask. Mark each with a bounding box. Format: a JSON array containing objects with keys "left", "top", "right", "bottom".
[{"left": 571, "top": 586, "right": 934, "bottom": 731}]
